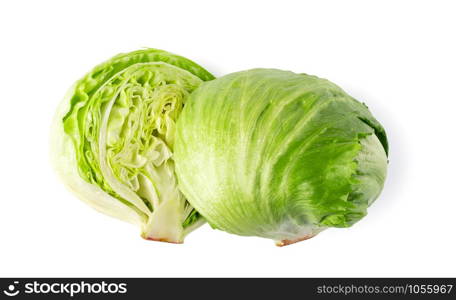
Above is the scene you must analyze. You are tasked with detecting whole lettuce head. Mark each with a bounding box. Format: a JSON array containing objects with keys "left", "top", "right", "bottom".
[
  {"left": 51, "top": 49, "right": 214, "bottom": 243},
  {"left": 175, "top": 69, "right": 388, "bottom": 246}
]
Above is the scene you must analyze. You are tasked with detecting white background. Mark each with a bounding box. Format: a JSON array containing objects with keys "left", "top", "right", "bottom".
[{"left": 0, "top": 0, "right": 455, "bottom": 277}]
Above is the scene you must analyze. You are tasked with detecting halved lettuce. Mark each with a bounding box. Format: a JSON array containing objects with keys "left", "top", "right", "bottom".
[
  {"left": 51, "top": 49, "right": 214, "bottom": 243},
  {"left": 175, "top": 69, "right": 388, "bottom": 246}
]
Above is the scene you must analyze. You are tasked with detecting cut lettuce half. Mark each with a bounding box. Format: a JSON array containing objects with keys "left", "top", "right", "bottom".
[{"left": 51, "top": 49, "right": 214, "bottom": 243}]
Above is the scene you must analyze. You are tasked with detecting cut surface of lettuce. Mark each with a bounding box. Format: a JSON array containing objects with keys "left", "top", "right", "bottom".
[
  {"left": 51, "top": 49, "right": 214, "bottom": 243},
  {"left": 175, "top": 69, "right": 388, "bottom": 246}
]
